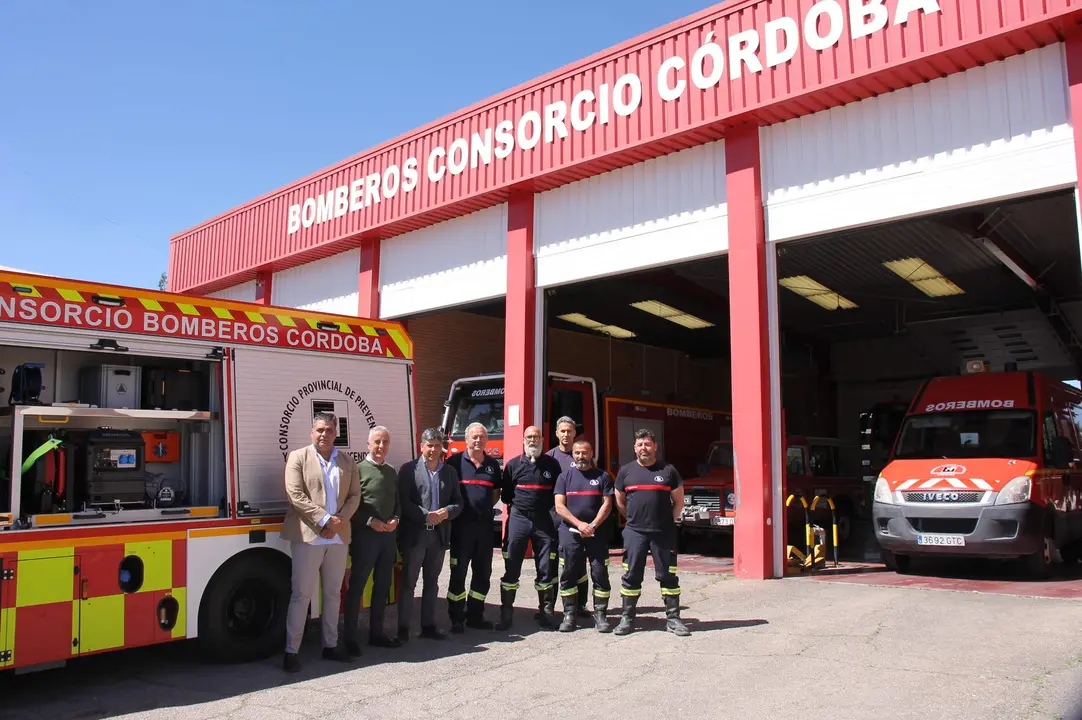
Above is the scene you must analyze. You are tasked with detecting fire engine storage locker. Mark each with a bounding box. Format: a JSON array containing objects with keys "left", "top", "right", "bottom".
[{"left": 79, "top": 364, "right": 142, "bottom": 409}]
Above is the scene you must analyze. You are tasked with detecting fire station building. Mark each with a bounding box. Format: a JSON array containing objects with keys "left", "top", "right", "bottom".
[{"left": 167, "top": 1, "right": 1082, "bottom": 579}]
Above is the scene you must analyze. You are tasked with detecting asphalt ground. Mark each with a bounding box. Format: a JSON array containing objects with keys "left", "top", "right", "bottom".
[{"left": 4, "top": 551, "right": 1082, "bottom": 720}]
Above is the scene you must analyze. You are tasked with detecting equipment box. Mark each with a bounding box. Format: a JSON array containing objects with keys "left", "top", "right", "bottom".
[
  {"left": 142, "top": 368, "right": 206, "bottom": 411},
  {"left": 79, "top": 365, "right": 142, "bottom": 409}
]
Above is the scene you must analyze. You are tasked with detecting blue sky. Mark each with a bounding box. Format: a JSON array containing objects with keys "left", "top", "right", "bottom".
[{"left": 0, "top": 0, "right": 716, "bottom": 290}]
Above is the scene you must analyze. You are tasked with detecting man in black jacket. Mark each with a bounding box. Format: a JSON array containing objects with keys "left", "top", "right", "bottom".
[
  {"left": 497, "top": 425, "right": 563, "bottom": 631},
  {"left": 396, "top": 427, "right": 463, "bottom": 641}
]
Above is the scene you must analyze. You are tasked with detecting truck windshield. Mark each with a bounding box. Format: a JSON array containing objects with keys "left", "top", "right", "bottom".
[
  {"left": 893, "top": 410, "right": 1037, "bottom": 459},
  {"left": 707, "top": 442, "right": 734, "bottom": 468},
  {"left": 449, "top": 388, "right": 505, "bottom": 440}
]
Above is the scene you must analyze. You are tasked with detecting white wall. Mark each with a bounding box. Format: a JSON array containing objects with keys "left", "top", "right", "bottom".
[
  {"left": 763, "top": 43, "right": 1074, "bottom": 243},
  {"left": 378, "top": 204, "right": 507, "bottom": 319},
  {"left": 204, "top": 280, "right": 257, "bottom": 303},
  {"left": 534, "top": 141, "right": 728, "bottom": 288},
  {"left": 271, "top": 248, "right": 359, "bottom": 315}
]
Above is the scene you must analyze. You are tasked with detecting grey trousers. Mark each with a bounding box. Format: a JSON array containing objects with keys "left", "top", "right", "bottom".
[
  {"left": 398, "top": 530, "right": 446, "bottom": 630},
  {"left": 286, "top": 540, "right": 349, "bottom": 654}
]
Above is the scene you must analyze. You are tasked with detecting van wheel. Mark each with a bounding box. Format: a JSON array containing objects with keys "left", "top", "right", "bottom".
[
  {"left": 882, "top": 550, "right": 911, "bottom": 574},
  {"left": 1022, "top": 538, "right": 1054, "bottom": 580},
  {"left": 834, "top": 499, "right": 854, "bottom": 544},
  {"left": 198, "top": 551, "right": 291, "bottom": 663}
]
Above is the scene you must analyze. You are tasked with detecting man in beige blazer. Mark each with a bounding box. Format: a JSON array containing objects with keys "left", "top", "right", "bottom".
[{"left": 281, "top": 411, "right": 361, "bottom": 673}]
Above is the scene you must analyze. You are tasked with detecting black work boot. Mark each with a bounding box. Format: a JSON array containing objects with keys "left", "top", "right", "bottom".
[
  {"left": 613, "top": 594, "right": 639, "bottom": 636},
  {"left": 465, "top": 597, "right": 494, "bottom": 630},
  {"left": 559, "top": 595, "right": 577, "bottom": 632},
  {"left": 576, "top": 580, "right": 591, "bottom": 618},
  {"left": 537, "top": 587, "right": 557, "bottom": 630},
  {"left": 495, "top": 587, "right": 516, "bottom": 631},
  {"left": 593, "top": 596, "right": 612, "bottom": 634},
  {"left": 664, "top": 595, "right": 691, "bottom": 637},
  {"left": 448, "top": 598, "right": 466, "bottom": 634}
]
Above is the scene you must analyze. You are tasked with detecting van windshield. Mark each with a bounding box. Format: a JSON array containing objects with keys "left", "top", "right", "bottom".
[
  {"left": 893, "top": 410, "right": 1037, "bottom": 459},
  {"left": 449, "top": 387, "right": 505, "bottom": 440}
]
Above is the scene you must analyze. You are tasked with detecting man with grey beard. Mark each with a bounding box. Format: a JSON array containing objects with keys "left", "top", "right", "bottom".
[{"left": 496, "top": 425, "right": 563, "bottom": 631}]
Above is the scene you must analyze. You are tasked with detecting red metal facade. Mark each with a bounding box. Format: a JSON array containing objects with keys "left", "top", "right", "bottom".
[{"left": 169, "top": 0, "right": 1082, "bottom": 294}]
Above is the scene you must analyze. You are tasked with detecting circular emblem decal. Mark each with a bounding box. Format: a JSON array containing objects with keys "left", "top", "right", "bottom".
[
  {"left": 653, "top": 475, "right": 665, "bottom": 483},
  {"left": 589, "top": 478, "right": 600, "bottom": 486},
  {"left": 931, "top": 464, "right": 966, "bottom": 476},
  {"left": 543, "top": 471, "right": 551, "bottom": 479}
]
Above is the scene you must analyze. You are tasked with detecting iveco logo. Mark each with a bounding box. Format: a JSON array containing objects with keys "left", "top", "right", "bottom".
[{"left": 922, "top": 492, "right": 960, "bottom": 502}]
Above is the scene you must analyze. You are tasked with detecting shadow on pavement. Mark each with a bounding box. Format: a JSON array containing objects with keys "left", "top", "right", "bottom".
[{"left": 0, "top": 604, "right": 557, "bottom": 720}]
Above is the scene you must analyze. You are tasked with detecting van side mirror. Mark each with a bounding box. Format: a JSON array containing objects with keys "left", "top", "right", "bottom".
[
  {"left": 1051, "top": 436, "right": 1074, "bottom": 470},
  {"left": 696, "top": 463, "right": 709, "bottom": 477}
]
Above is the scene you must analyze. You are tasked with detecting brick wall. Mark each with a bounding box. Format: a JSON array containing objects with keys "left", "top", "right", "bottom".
[{"left": 408, "top": 310, "right": 733, "bottom": 431}]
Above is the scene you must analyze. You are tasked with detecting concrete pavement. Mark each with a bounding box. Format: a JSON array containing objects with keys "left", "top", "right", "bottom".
[{"left": 4, "top": 555, "right": 1082, "bottom": 720}]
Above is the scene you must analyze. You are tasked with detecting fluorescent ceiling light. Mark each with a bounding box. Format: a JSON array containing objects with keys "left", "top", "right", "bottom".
[
  {"left": 882, "top": 257, "right": 964, "bottom": 297},
  {"left": 557, "top": 313, "right": 636, "bottom": 339},
  {"left": 778, "top": 276, "right": 858, "bottom": 310},
  {"left": 630, "top": 300, "right": 715, "bottom": 329}
]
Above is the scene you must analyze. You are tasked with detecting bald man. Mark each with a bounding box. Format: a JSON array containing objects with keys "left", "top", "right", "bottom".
[{"left": 496, "top": 426, "right": 563, "bottom": 631}]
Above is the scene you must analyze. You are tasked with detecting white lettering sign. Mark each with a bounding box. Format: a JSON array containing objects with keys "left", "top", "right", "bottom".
[
  {"left": 285, "top": 1, "right": 942, "bottom": 234},
  {"left": 923, "top": 400, "right": 1017, "bottom": 412}
]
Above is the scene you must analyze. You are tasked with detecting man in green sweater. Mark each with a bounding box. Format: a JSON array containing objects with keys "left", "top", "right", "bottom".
[{"left": 343, "top": 425, "right": 402, "bottom": 656}]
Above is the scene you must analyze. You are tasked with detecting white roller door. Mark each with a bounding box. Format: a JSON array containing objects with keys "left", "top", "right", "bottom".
[
  {"left": 534, "top": 141, "right": 728, "bottom": 288},
  {"left": 272, "top": 248, "right": 360, "bottom": 315},
  {"left": 230, "top": 347, "right": 414, "bottom": 513},
  {"left": 379, "top": 205, "right": 507, "bottom": 319},
  {"left": 762, "top": 44, "right": 1074, "bottom": 243}
]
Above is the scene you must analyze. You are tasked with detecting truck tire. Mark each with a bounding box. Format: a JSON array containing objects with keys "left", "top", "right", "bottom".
[
  {"left": 1022, "top": 537, "right": 1054, "bottom": 580},
  {"left": 882, "top": 549, "right": 911, "bottom": 574},
  {"left": 198, "top": 550, "right": 291, "bottom": 663}
]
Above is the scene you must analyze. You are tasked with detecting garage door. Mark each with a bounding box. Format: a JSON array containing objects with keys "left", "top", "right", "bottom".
[
  {"left": 534, "top": 141, "right": 728, "bottom": 288},
  {"left": 379, "top": 205, "right": 507, "bottom": 319},
  {"left": 762, "top": 44, "right": 1074, "bottom": 243}
]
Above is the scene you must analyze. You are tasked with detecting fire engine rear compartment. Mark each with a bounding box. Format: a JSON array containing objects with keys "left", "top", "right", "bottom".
[{"left": 0, "top": 342, "right": 227, "bottom": 529}]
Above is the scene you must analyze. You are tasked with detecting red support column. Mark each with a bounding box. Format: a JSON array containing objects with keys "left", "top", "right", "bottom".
[
  {"left": 254, "top": 271, "right": 272, "bottom": 306},
  {"left": 504, "top": 192, "right": 536, "bottom": 455},
  {"left": 726, "top": 125, "right": 776, "bottom": 581},
  {"left": 357, "top": 239, "right": 381, "bottom": 319}
]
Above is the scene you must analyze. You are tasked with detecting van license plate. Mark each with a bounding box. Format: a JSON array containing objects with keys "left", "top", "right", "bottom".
[
  {"left": 917, "top": 533, "right": 965, "bottom": 547},
  {"left": 713, "top": 516, "right": 735, "bottom": 526}
]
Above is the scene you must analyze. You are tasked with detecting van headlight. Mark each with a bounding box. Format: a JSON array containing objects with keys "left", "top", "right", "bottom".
[
  {"left": 873, "top": 477, "right": 893, "bottom": 505},
  {"left": 995, "top": 476, "right": 1031, "bottom": 505}
]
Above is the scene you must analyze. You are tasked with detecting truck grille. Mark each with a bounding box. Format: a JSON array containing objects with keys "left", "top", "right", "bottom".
[
  {"left": 687, "top": 490, "right": 721, "bottom": 511},
  {"left": 903, "top": 491, "right": 983, "bottom": 504}
]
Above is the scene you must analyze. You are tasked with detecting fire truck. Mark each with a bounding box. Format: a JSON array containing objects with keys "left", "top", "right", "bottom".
[
  {"left": 679, "top": 434, "right": 865, "bottom": 549},
  {"left": 872, "top": 368, "right": 1082, "bottom": 577},
  {"left": 0, "top": 270, "right": 415, "bottom": 672},
  {"left": 440, "top": 372, "right": 733, "bottom": 540}
]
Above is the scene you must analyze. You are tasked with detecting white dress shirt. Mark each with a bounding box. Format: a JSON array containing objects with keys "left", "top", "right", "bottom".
[{"left": 311, "top": 445, "right": 343, "bottom": 546}]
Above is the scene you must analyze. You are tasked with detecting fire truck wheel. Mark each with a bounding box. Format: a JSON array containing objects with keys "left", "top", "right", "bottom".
[
  {"left": 882, "top": 550, "right": 911, "bottom": 574},
  {"left": 1022, "top": 537, "right": 1055, "bottom": 580},
  {"left": 198, "top": 550, "right": 291, "bottom": 663}
]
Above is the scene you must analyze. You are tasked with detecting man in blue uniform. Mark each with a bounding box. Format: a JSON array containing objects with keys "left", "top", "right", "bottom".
[
  {"left": 613, "top": 428, "right": 690, "bottom": 637},
  {"left": 445, "top": 422, "right": 502, "bottom": 633},
  {"left": 497, "top": 425, "right": 563, "bottom": 631},
  {"left": 553, "top": 439, "right": 613, "bottom": 633},
  {"left": 545, "top": 415, "right": 590, "bottom": 618}
]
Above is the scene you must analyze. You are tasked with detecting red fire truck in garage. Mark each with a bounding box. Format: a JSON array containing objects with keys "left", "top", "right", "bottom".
[
  {"left": 872, "top": 369, "right": 1082, "bottom": 578},
  {"left": 441, "top": 372, "right": 733, "bottom": 540},
  {"left": 678, "top": 434, "right": 866, "bottom": 550}
]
